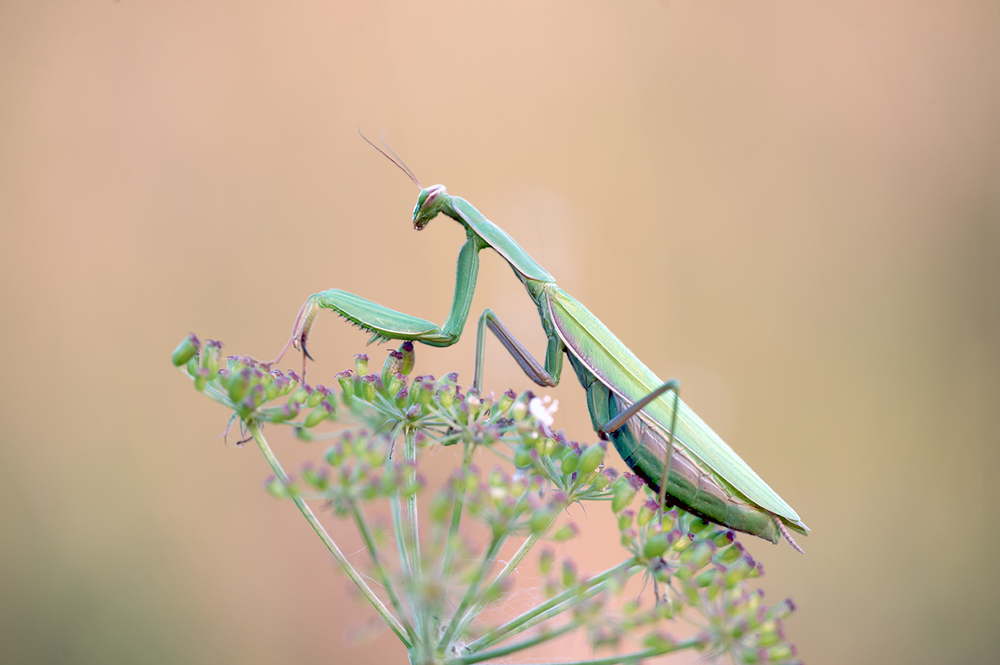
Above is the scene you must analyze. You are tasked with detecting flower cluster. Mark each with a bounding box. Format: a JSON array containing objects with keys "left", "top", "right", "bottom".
[{"left": 173, "top": 332, "right": 801, "bottom": 665}]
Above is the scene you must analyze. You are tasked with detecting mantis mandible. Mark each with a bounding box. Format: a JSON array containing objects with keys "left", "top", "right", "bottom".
[{"left": 267, "top": 138, "right": 808, "bottom": 550}]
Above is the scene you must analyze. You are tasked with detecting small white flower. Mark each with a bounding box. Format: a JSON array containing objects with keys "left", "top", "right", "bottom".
[{"left": 528, "top": 395, "right": 559, "bottom": 427}]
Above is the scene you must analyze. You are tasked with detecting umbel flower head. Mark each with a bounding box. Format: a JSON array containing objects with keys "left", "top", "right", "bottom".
[{"left": 173, "top": 333, "right": 802, "bottom": 665}]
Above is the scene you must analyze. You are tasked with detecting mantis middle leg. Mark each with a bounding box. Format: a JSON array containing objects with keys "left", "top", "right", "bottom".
[{"left": 472, "top": 308, "right": 681, "bottom": 515}]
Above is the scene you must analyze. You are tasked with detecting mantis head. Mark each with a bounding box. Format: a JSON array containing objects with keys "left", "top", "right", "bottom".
[{"left": 413, "top": 185, "right": 448, "bottom": 230}]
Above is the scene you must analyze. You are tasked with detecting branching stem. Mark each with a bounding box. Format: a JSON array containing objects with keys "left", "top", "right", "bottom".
[{"left": 246, "top": 420, "right": 410, "bottom": 647}]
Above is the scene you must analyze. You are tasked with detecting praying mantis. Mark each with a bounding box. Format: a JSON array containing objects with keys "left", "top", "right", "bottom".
[{"left": 266, "top": 139, "right": 808, "bottom": 550}]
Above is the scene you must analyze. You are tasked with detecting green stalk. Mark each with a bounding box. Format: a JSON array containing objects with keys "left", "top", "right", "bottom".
[
  {"left": 403, "top": 426, "right": 428, "bottom": 646},
  {"left": 467, "top": 558, "right": 640, "bottom": 653},
  {"left": 443, "top": 621, "right": 577, "bottom": 665},
  {"left": 440, "top": 444, "right": 473, "bottom": 578},
  {"left": 245, "top": 421, "right": 410, "bottom": 647},
  {"left": 470, "top": 640, "right": 700, "bottom": 665},
  {"left": 452, "top": 510, "right": 559, "bottom": 639},
  {"left": 351, "top": 503, "right": 416, "bottom": 643},
  {"left": 436, "top": 535, "right": 505, "bottom": 650}
]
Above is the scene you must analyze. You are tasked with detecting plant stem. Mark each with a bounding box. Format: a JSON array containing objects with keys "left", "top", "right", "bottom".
[
  {"left": 476, "top": 639, "right": 701, "bottom": 665},
  {"left": 452, "top": 511, "right": 558, "bottom": 639},
  {"left": 440, "top": 444, "right": 473, "bottom": 579},
  {"left": 246, "top": 420, "right": 410, "bottom": 647},
  {"left": 404, "top": 426, "right": 428, "bottom": 645},
  {"left": 436, "top": 534, "right": 505, "bottom": 650},
  {"left": 351, "top": 503, "right": 417, "bottom": 643},
  {"left": 443, "top": 621, "right": 577, "bottom": 665},
  {"left": 467, "top": 558, "right": 640, "bottom": 653}
]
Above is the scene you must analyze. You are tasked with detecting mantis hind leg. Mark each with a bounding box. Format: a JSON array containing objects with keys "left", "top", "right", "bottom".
[{"left": 600, "top": 379, "right": 681, "bottom": 518}]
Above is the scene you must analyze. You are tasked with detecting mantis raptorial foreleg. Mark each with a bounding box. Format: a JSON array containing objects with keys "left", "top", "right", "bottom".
[{"left": 264, "top": 237, "right": 481, "bottom": 374}]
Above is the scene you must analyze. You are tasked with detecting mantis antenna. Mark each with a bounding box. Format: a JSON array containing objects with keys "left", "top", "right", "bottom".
[{"left": 357, "top": 127, "right": 422, "bottom": 189}]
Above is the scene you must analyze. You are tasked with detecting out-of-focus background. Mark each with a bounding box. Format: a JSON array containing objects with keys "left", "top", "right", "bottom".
[{"left": 1, "top": 2, "right": 998, "bottom": 664}]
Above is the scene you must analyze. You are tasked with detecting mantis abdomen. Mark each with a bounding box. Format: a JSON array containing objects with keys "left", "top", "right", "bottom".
[{"left": 567, "top": 353, "right": 784, "bottom": 543}]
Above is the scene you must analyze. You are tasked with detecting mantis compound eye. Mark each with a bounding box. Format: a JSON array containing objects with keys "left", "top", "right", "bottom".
[{"left": 413, "top": 184, "right": 447, "bottom": 229}]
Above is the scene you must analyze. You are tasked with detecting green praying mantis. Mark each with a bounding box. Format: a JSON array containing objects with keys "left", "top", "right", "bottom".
[{"left": 265, "top": 138, "right": 808, "bottom": 551}]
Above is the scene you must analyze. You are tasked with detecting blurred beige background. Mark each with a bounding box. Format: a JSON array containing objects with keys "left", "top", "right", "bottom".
[{"left": 1, "top": 1, "right": 998, "bottom": 664}]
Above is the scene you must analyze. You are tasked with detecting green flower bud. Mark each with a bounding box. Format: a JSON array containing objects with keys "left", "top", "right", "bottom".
[
  {"left": 637, "top": 500, "right": 658, "bottom": 527},
  {"left": 263, "top": 476, "right": 291, "bottom": 499},
  {"left": 289, "top": 384, "right": 313, "bottom": 408},
  {"left": 514, "top": 446, "right": 533, "bottom": 468},
  {"left": 386, "top": 372, "right": 404, "bottom": 398},
  {"left": 617, "top": 510, "right": 634, "bottom": 532},
  {"left": 643, "top": 532, "right": 670, "bottom": 559},
  {"left": 611, "top": 475, "right": 641, "bottom": 513},
  {"left": 227, "top": 368, "right": 252, "bottom": 403},
  {"left": 300, "top": 463, "right": 328, "bottom": 490},
  {"left": 325, "top": 442, "right": 346, "bottom": 466},
  {"left": 713, "top": 530, "right": 736, "bottom": 548},
  {"left": 717, "top": 541, "right": 745, "bottom": 565},
  {"left": 770, "top": 598, "right": 797, "bottom": 620},
  {"left": 538, "top": 549, "right": 554, "bottom": 575},
  {"left": 362, "top": 374, "right": 379, "bottom": 402},
  {"left": 260, "top": 402, "right": 299, "bottom": 424},
  {"left": 724, "top": 556, "right": 754, "bottom": 587},
  {"left": 693, "top": 567, "right": 715, "bottom": 588},
  {"left": 578, "top": 441, "right": 606, "bottom": 476},
  {"left": 284, "top": 371, "right": 301, "bottom": 396},
  {"left": 437, "top": 386, "right": 454, "bottom": 409},
  {"left": 757, "top": 622, "right": 781, "bottom": 648},
  {"left": 529, "top": 507, "right": 554, "bottom": 533},
  {"left": 354, "top": 353, "right": 369, "bottom": 377},
  {"left": 510, "top": 399, "right": 528, "bottom": 421},
  {"left": 561, "top": 560, "right": 577, "bottom": 588},
  {"left": 680, "top": 542, "right": 714, "bottom": 570},
  {"left": 304, "top": 401, "right": 334, "bottom": 428},
  {"left": 561, "top": 446, "right": 580, "bottom": 475},
  {"left": 305, "top": 385, "right": 327, "bottom": 408},
  {"left": 552, "top": 522, "right": 579, "bottom": 542},
  {"left": 201, "top": 339, "right": 222, "bottom": 375},
  {"left": 335, "top": 370, "right": 354, "bottom": 398},
  {"left": 594, "top": 468, "right": 616, "bottom": 491},
  {"left": 765, "top": 645, "right": 796, "bottom": 662},
  {"left": 436, "top": 372, "right": 459, "bottom": 389},
  {"left": 688, "top": 518, "right": 710, "bottom": 535},
  {"left": 498, "top": 389, "right": 516, "bottom": 414},
  {"left": 398, "top": 341, "right": 415, "bottom": 376},
  {"left": 465, "top": 391, "right": 482, "bottom": 421},
  {"left": 416, "top": 378, "right": 435, "bottom": 405},
  {"left": 171, "top": 333, "right": 200, "bottom": 367},
  {"left": 381, "top": 350, "right": 403, "bottom": 388},
  {"left": 672, "top": 533, "right": 694, "bottom": 553},
  {"left": 194, "top": 367, "right": 211, "bottom": 392}
]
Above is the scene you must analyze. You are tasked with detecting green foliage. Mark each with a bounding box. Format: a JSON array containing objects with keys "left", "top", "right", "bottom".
[{"left": 174, "top": 334, "right": 801, "bottom": 665}]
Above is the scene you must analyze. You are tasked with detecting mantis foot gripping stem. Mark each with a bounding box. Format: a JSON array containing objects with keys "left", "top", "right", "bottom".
[{"left": 250, "top": 297, "right": 320, "bottom": 377}]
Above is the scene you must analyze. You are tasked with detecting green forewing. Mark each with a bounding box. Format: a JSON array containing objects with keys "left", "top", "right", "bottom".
[{"left": 545, "top": 285, "right": 802, "bottom": 524}]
